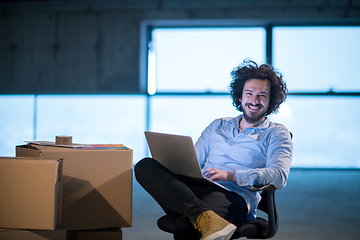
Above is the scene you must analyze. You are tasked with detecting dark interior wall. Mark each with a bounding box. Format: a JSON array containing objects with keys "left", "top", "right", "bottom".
[
  {"left": 0, "top": 8, "right": 141, "bottom": 94},
  {"left": 0, "top": 0, "right": 359, "bottom": 94}
]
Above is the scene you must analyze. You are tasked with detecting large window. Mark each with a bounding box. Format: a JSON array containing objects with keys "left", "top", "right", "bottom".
[{"left": 1, "top": 24, "right": 359, "bottom": 168}]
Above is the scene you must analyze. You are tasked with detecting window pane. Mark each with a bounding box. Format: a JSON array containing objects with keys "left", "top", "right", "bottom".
[
  {"left": 151, "top": 28, "right": 266, "bottom": 93},
  {"left": 36, "top": 95, "right": 147, "bottom": 164},
  {"left": 0, "top": 95, "right": 35, "bottom": 156},
  {"left": 273, "top": 27, "right": 360, "bottom": 92},
  {"left": 269, "top": 96, "right": 360, "bottom": 168},
  {"left": 149, "top": 95, "right": 240, "bottom": 143}
]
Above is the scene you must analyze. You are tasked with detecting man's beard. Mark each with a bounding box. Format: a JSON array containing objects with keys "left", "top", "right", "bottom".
[{"left": 243, "top": 103, "right": 267, "bottom": 124}]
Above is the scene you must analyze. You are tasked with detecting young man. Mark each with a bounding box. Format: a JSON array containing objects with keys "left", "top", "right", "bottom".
[{"left": 135, "top": 60, "right": 293, "bottom": 240}]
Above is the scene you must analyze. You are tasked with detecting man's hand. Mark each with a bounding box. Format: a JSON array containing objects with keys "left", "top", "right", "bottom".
[{"left": 203, "top": 167, "right": 236, "bottom": 182}]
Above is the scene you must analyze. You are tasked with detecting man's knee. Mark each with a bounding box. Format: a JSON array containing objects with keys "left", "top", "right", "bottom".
[{"left": 134, "top": 157, "right": 156, "bottom": 182}]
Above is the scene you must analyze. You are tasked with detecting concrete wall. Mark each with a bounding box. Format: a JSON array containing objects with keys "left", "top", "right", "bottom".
[{"left": 1, "top": 0, "right": 359, "bottom": 94}]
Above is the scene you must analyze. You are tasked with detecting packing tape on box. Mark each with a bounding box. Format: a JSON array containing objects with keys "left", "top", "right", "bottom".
[{"left": 56, "top": 136, "right": 72, "bottom": 145}]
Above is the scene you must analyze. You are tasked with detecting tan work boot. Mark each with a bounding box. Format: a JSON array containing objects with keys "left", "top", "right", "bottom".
[{"left": 194, "top": 210, "right": 237, "bottom": 240}]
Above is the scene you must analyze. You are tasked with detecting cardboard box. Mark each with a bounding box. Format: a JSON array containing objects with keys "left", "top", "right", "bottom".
[
  {"left": 68, "top": 228, "right": 122, "bottom": 240},
  {"left": 0, "top": 229, "right": 67, "bottom": 240},
  {"left": 0, "top": 157, "right": 63, "bottom": 230},
  {"left": 16, "top": 143, "right": 133, "bottom": 230},
  {"left": 0, "top": 228, "right": 121, "bottom": 240}
]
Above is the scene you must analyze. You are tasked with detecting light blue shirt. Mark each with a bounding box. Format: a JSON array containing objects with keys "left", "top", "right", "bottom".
[{"left": 194, "top": 114, "right": 293, "bottom": 220}]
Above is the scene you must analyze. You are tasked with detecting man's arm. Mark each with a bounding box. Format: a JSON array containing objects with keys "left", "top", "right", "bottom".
[
  {"left": 204, "top": 125, "right": 292, "bottom": 189},
  {"left": 234, "top": 126, "right": 292, "bottom": 189}
]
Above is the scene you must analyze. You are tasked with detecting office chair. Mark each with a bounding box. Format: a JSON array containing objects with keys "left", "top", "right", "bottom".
[{"left": 157, "top": 184, "right": 278, "bottom": 239}]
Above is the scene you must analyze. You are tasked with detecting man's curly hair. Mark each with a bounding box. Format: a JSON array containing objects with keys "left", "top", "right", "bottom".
[{"left": 229, "top": 59, "right": 288, "bottom": 116}]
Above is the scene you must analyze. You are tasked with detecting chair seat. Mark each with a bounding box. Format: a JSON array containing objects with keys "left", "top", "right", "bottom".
[{"left": 157, "top": 215, "right": 270, "bottom": 239}]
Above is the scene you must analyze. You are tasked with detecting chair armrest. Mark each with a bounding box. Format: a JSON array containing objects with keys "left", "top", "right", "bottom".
[
  {"left": 250, "top": 184, "right": 276, "bottom": 192},
  {"left": 249, "top": 184, "right": 278, "bottom": 239}
]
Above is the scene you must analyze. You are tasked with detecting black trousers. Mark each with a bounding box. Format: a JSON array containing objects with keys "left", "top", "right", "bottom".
[{"left": 134, "top": 158, "right": 248, "bottom": 240}]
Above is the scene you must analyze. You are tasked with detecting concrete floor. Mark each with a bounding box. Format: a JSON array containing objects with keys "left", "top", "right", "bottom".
[{"left": 122, "top": 169, "right": 360, "bottom": 240}]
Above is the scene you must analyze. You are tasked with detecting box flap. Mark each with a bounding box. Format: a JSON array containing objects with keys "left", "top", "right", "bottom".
[
  {"left": 0, "top": 156, "right": 62, "bottom": 162},
  {"left": 27, "top": 141, "right": 88, "bottom": 148},
  {"left": 27, "top": 142, "right": 129, "bottom": 150}
]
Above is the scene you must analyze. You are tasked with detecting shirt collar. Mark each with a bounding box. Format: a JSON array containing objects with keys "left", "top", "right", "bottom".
[{"left": 235, "top": 114, "right": 270, "bottom": 131}]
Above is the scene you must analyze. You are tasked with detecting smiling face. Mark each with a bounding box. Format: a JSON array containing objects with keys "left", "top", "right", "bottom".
[{"left": 240, "top": 78, "right": 271, "bottom": 126}]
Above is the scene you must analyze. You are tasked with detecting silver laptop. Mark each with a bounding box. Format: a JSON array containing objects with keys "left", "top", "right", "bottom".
[{"left": 144, "top": 131, "right": 229, "bottom": 191}]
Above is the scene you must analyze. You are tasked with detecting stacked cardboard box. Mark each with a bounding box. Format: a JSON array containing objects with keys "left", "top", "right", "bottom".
[
  {"left": 0, "top": 157, "right": 63, "bottom": 230},
  {"left": 0, "top": 229, "right": 67, "bottom": 240},
  {"left": 0, "top": 141, "right": 132, "bottom": 240},
  {"left": 0, "top": 229, "right": 123, "bottom": 240}
]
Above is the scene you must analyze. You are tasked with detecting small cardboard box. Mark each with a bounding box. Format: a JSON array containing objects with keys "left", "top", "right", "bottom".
[
  {"left": 16, "top": 142, "right": 133, "bottom": 230},
  {"left": 68, "top": 228, "right": 122, "bottom": 240},
  {"left": 0, "top": 229, "right": 67, "bottom": 240},
  {"left": 0, "top": 157, "right": 63, "bottom": 230}
]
